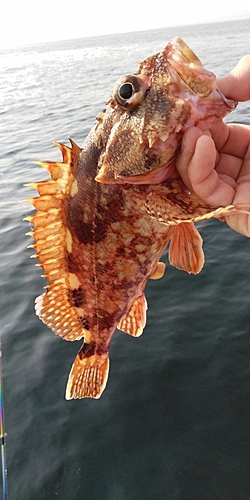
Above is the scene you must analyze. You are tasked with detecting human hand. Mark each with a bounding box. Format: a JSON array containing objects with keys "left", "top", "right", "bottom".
[{"left": 176, "top": 55, "right": 250, "bottom": 237}]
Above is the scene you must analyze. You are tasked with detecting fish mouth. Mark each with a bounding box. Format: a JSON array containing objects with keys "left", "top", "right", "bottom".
[
  {"left": 167, "top": 37, "right": 214, "bottom": 97},
  {"left": 171, "top": 37, "right": 203, "bottom": 68},
  {"left": 95, "top": 159, "right": 176, "bottom": 185},
  {"left": 168, "top": 37, "right": 236, "bottom": 107}
]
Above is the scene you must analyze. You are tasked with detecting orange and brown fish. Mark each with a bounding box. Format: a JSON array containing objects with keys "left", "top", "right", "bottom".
[{"left": 25, "top": 37, "right": 245, "bottom": 399}]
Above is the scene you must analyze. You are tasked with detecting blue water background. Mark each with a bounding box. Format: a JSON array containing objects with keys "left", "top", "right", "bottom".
[{"left": 0, "top": 19, "right": 250, "bottom": 499}]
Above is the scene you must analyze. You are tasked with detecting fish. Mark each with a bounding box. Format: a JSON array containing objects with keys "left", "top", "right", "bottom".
[{"left": 25, "top": 37, "right": 245, "bottom": 399}]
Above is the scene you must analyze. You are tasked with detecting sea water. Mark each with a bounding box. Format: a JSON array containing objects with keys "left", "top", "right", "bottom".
[{"left": 0, "top": 18, "right": 250, "bottom": 500}]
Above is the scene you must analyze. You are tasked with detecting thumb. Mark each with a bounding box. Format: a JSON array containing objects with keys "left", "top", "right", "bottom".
[{"left": 218, "top": 55, "right": 250, "bottom": 102}]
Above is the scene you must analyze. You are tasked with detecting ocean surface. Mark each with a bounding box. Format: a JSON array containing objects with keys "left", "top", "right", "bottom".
[{"left": 0, "top": 18, "right": 250, "bottom": 500}]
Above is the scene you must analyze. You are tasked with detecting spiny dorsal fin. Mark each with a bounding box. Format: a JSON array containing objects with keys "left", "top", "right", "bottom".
[
  {"left": 24, "top": 140, "right": 88, "bottom": 341},
  {"left": 24, "top": 179, "right": 67, "bottom": 196},
  {"left": 55, "top": 138, "right": 81, "bottom": 169}
]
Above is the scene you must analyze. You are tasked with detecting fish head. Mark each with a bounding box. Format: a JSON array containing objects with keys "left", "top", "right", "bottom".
[{"left": 95, "top": 37, "right": 236, "bottom": 185}]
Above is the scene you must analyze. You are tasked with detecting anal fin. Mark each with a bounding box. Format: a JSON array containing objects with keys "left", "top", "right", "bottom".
[
  {"left": 65, "top": 348, "right": 109, "bottom": 399},
  {"left": 117, "top": 293, "right": 147, "bottom": 337},
  {"left": 168, "top": 222, "right": 204, "bottom": 274}
]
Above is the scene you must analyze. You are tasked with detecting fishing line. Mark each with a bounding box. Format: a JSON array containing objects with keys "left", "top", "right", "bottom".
[{"left": 0, "top": 336, "right": 8, "bottom": 500}]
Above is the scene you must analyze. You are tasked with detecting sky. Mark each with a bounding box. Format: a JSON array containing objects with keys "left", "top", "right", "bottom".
[{"left": 1, "top": 0, "right": 250, "bottom": 49}]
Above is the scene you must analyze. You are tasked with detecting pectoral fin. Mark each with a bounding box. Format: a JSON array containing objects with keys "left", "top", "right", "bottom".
[
  {"left": 144, "top": 186, "right": 245, "bottom": 226},
  {"left": 117, "top": 293, "right": 148, "bottom": 337},
  {"left": 168, "top": 222, "right": 204, "bottom": 274}
]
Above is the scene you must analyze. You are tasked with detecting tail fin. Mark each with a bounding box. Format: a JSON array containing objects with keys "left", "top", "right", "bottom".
[{"left": 65, "top": 350, "right": 109, "bottom": 399}]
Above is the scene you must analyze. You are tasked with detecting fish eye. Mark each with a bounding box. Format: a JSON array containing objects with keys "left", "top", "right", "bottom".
[
  {"left": 113, "top": 74, "right": 148, "bottom": 110},
  {"left": 119, "top": 82, "right": 133, "bottom": 100}
]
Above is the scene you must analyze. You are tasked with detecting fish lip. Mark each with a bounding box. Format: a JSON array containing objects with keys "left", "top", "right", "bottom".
[
  {"left": 167, "top": 36, "right": 237, "bottom": 111},
  {"left": 171, "top": 36, "right": 203, "bottom": 67},
  {"left": 95, "top": 160, "right": 176, "bottom": 185},
  {"left": 166, "top": 37, "right": 213, "bottom": 96}
]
